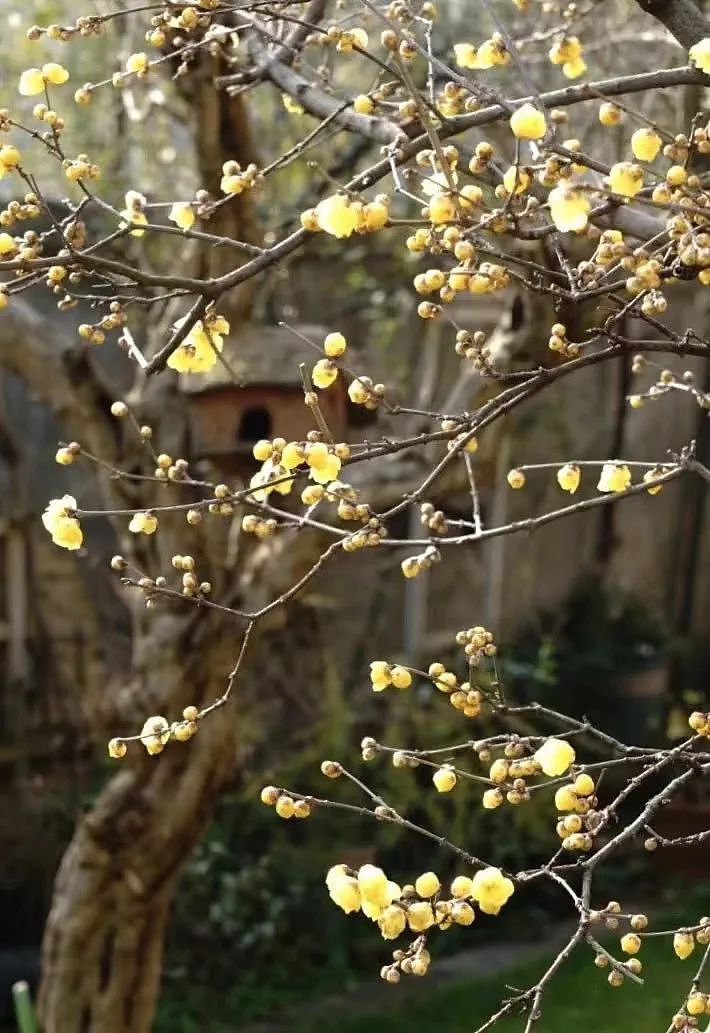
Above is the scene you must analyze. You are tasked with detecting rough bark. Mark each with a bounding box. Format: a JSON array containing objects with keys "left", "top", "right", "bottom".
[{"left": 37, "top": 611, "right": 238, "bottom": 1033}]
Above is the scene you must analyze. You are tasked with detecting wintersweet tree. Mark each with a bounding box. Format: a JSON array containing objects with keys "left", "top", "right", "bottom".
[{"left": 2, "top": 1, "right": 710, "bottom": 1031}]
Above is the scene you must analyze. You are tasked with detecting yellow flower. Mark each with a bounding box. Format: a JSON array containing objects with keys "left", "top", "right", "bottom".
[
  {"left": 19, "top": 68, "right": 46, "bottom": 96},
  {"left": 562, "top": 57, "right": 587, "bottom": 79},
  {"left": 470, "top": 867, "right": 514, "bottom": 915},
  {"left": 643, "top": 468, "right": 664, "bottom": 495},
  {"left": 126, "top": 52, "right": 149, "bottom": 75},
  {"left": 507, "top": 468, "right": 526, "bottom": 489},
  {"left": 0, "top": 145, "right": 21, "bottom": 170},
  {"left": 327, "top": 867, "right": 361, "bottom": 913},
  {"left": 363, "top": 200, "right": 388, "bottom": 231},
  {"left": 482, "top": 788, "right": 504, "bottom": 809},
  {"left": 390, "top": 665, "right": 412, "bottom": 689},
  {"left": 42, "top": 495, "right": 83, "bottom": 550},
  {"left": 312, "top": 359, "right": 338, "bottom": 389},
  {"left": 548, "top": 37, "right": 582, "bottom": 65},
  {"left": 406, "top": 901, "right": 435, "bottom": 931},
  {"left": 169, "top": 202, "right": 196, "bottom": 231},
  {"left": 454, "top": 43, "right": 480, "bottom": 69},
  {"left": 314, "top": 194, "right": 362, "bottom": 238},
  {"left": 554, "top": 786, "right": 578, "bottom": 811},
  {"left": 0, "top": 233, "right": 17, "bottom": 256},
  {"left": 353, "top": 94, "right": 374, "bottom": 115},
  {"left": 370, "top": 660, "right": 391, "bottom": 692},
  {"left": 140, "top": 715, "right": 170, "bottom": 755},
  {"left": 548, "top": 186, "right": 590, "bottom": 232},
  {"left": 451, "top": 875, "right": 474, "bottom": 898},
  {"left": 415, "top": 872, "right": 441, "bottom": 898},
  {"left": 120, "top": 209, "right": 148, "bottom": 236},
  {"left": 281, "top": 442, "right": 305, "bottom": 470},
  {"left": 452, "top": 901, "right": 475, "bottom": 925},
  {"left": 129, "top": 511, "right": 158, "bottom": 534},
  {"left": 428, "top": 192, "right": 457, "bottom": 224},
  {"left": 324, "top": 332, "right": 347, "bottom": 358},
  {"left": 477, "top": 39, "right": 509, "bottom": 67},
  {"left": 689, "top": 37, "right": 710, "bottom": 74},
  {"left": 337, "top": 27, "right": 368, "bottom": 51},
  {"left": 108, "top": 737, "right": 127, "bottom": 759},
  {"left": 573, "top": 773, "right": 595, "bottom": 796},
  {"left": 674, "top": 932, "right": 695, "bottom": 960},
  {"left": 19, "top": 64, "right": 69, "bottom": 96},
  {"left": 631, "top": 128, "right": 662, "bottom": 162},
  {"left": 306, "top": 443, "right": 342, "bottom": 485},
  {"left": 534, "top": 737, "right": 576, "bottom": 776},
  {"left": 502, "top": 166, "right": 530, "bottom": 195},
  {"left": 378, "top": 905, "right": 406, "bottom": 939},
  {"left": 433, "top": 765, "right": 457, "bottom": 792},
  {"left": 167, "top": 318, "right": 226, "bottom": 374},
  {"left": 358, "top": 865, "right": 391, "bottom": 908},
  {"left": 509, "top": 103, "right": 546, "bottom": 140},
  {"left": 608, "top": 162, "right": 644, "bottom": 197},
  {"left": 597, "top": 463, "right": 631, "bottom": 492},
  {"left": 43, "top": 62, "right": 69, "bottom": 85},
  {"left": 598, "top": 102, "right": 622, "bottom": 127},
  {"left": 621, "top": 933, "right": 641, "bottom": 955},
  {"left": 348, "top": 376, "right": 373, "bottom": 405},
  {"left": 556, "top": 463, "right": 581, "bottom": 493}
]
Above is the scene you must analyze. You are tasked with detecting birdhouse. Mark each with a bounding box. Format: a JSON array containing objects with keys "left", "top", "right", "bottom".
[{"left": 181, "top": 324, "right": 348, "bottom": 476}]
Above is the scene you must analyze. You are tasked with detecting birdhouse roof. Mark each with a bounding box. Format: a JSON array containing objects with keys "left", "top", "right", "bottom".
[{"left": 179, "top": 322, "right": 327, "bottom": 393}]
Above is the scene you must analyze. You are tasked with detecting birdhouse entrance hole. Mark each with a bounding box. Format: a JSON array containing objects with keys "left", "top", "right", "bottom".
[{"left": 238, "top": 406, "right": 272, "bottom": 444}]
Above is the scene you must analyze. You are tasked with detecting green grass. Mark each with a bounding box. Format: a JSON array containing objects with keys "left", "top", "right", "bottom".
[{"left": 292, "top": 933, "right": 697, "bottom": 1033}]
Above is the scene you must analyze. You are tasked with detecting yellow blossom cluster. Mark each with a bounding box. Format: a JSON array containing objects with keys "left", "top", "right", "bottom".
[
  {"left": 301, "top": 193, "right": 389, "bottom": 238},
  {"left": 400, "top": 544, "right": 440, "bottom": 579},
  {"left": 108, "top": 705, "right": 201, "bottom": 760},
  {"left": 369, "top": 661, "right": 413, "bottom": 691},
  {"left": 548, "top": 36, "right": 586, "bottom": 79},
  {"left": 553, "top": 772, "right": 598, "bottom": 850},
  {"left": 220, "top": 159, "right": 259, "bottom": 196},
  {"left": 324, "top": 863, "right": 513, "bottom": 944},
  {"left": 18, "top": 63, "right": 69, "bottom": 96},
  {"left": 260, "top": 785, "right": 312, "bottom": 820},
  {"left": 454, "top": 36, "right": 509, "bottom": 70},
  {"left": 166, "top": 312, "right": 230, "bottom": 374}
]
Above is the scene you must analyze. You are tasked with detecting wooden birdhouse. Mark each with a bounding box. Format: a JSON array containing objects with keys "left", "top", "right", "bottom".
[{"left": 182, "top": 323, "right": 348, "bottom": 476}]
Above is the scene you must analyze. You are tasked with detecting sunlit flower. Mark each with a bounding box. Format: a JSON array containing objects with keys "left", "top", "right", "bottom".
[
  {"left": 597, "top": 463, "right": 631, "bottom": 492},
  {"left": 128, "top": 511, "right": 158, "bottom": 534},
  {"left": 326, "top": 865, "right": 361, "bottom": 913},
  {"left": 548, "top": 185, "right": 590, "bottom": 232},
  {"left": 674, "top": 931, "right": 695, "bottom": 960},
  {"left": 167, "top": 315, "right": 228, "bottom": 374},
  {"left": 608, "top": 162, "right": 644, "bottom": 197},
  {"left": 312, "top": 358, "right": 338, "bottom": 389},
  {"left": 314, "top": 194, "right": 363, "bottom": 238},
  {"left": 42, "top": 495, "right": 83, "bottom": 550},
  {"left": 19, "top": 63, "right": 69, "bottom": 96},
  {"left": 557, "top": 463, "right": 581, "bottom": 493},
  {"left": 470, "top": 867, "right": 514, "bottom": 915},
  {"left": 534, "top": 737, "right": 576, "bottom": 776},
  {"left": 169, "top": 202, "right": 195, "bottom": 231},
  {"left": 140, "top": 715, "right": 170, "bottom": 755},
  {"left": 509, "top": 103, "right": 546, "bottom": 140},
  {"left": 631, "top": 128, "right": 662, "bottom": 162},
  {"left": 689, "top": 37, "right": 710, "bottom": 74}
]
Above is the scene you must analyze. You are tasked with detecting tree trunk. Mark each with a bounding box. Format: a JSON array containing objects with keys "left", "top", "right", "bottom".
[
  {"left": 33, "top": 62, "right": 270, "bottom": 1029},
  {"left": 38, "top": 607, "right": 239, "bottom": 1033}
]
